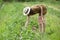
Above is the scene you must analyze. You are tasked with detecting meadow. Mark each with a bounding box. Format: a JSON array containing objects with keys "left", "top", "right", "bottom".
[{"left": 0, "top": 1, "right": 60, "bottom": 40}]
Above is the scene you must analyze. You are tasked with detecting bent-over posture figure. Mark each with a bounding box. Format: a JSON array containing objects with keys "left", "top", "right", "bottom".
[{"left": 23, "top": 5, "right": 47, "bottom": 33}]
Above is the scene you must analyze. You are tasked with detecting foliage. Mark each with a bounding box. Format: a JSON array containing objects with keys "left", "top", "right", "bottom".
[
  {"left": 0, "top": 2, "right": 60, "bottom": 40},
  {"left": 1, "top": 0, "right": 60, "bottom": 2}
]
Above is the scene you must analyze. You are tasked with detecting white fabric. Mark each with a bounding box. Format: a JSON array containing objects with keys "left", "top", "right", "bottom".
[{"left": 23, "top": 7, "right": 30, "bottom": 15}]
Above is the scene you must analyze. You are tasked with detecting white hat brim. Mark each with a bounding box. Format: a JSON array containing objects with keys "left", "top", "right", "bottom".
[{"left": 23, "top": 7, "right": 30, "bottom": 16}]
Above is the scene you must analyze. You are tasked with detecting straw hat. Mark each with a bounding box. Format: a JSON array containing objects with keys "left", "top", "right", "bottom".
[{"left": 23, "top": 7, "right": 30, "bottom": 15}]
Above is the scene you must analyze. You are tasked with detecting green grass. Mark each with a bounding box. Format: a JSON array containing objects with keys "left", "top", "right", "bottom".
[{"left": 0, "top": 2, "right": 60, "bottom": 40}]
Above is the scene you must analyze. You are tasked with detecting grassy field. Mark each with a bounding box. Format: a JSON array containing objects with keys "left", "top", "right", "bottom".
[{"left": 0, "top": 2, "right": 60, "bottom": 40}]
